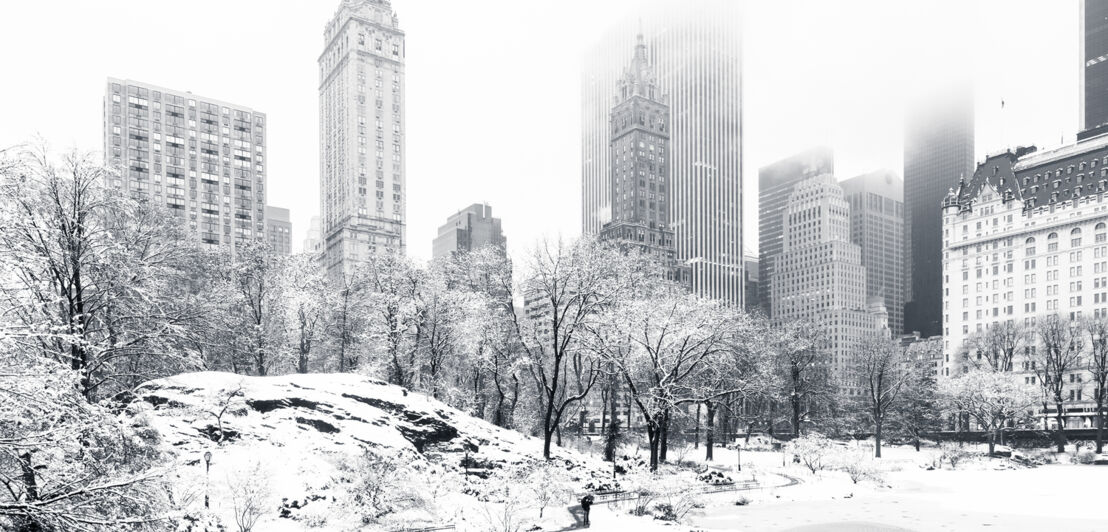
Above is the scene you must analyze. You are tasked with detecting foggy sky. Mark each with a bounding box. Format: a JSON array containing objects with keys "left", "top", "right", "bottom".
[{"left": 0, "top": 0, "right": 1079, "bottom": 262}]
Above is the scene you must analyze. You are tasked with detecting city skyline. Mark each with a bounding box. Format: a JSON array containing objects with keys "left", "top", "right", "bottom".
[{"left": 0, "top": 0, "right": 1081, "bottom": 267}]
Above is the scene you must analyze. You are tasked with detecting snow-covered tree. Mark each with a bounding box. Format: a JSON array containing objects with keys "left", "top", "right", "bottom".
[
  {"left": 594, "top": 289, "right": 737, "bottom": 470},
  {"left": 0, "top": 337, "right": 170, "bottom": 530},
  {"left": 769, "top": 321, "right": 826, "bottom": 437},
  {"left": 327, "top": 264, "right": 372, "bottom": 373},
  {"left": 276, "top": 253, "right": 329, "bottom": 374},
  {"left": 1030, "top": 314, "right": 1085, "bottom": 452},
  {"left": 856, "top": 336, "right": 913, "bottom": 458},
  {"left": 940, "top": 370, "right": 1036, "bottom": 455},
  {"left": 514, "top": 237, "right": 650, "bottom": 459},
  {"left": 363, "top": 252, "right": 424, "bottom": 388},
  {"left": 1084, "top": 316, "right": 1108, "bottom": 453},
  {"left": 0, "top": 146, "right": 202, "bottom": 400},
  {"left": 230, "top": 240, "right": 284, "bottom": 376},
  {"left": 889, "top": 341, "right": 942, "bottom": 451}
]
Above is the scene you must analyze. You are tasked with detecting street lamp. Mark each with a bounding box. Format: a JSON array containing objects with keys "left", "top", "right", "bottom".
[
  {"left": 736, "top": 444, "right": 742, "bottom": 472},
  {"left": 203, "top": 451, "right": 212, "bottom": 509}
]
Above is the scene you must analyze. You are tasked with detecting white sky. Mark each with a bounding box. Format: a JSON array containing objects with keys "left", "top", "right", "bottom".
[{"left": 0, "top": 0, "right": 1080, "bottom": 262}]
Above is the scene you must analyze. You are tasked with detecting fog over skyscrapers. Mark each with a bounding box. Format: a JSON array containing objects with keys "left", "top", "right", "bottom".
[
  {"left": 757, "top": 146, "right": 834, "bottom": 316},
  {"left": 903, "top": 82, "right": 975, "bottom": 337},
  {"left": 841, "top": 169, "right": 905, "bottom": 335},
  {"left": 319, "top": 0, "right": 406, "bottom": 276},
  {"left": 582, "top": 1, "right": 743, "bottom": 305}
]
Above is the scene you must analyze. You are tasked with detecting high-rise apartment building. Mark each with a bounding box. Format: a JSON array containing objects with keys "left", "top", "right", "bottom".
[
  {"left": 265, "top": 206, "right": 292, "bottom": 256},
  {"left": 597, "top": 34, "right": 678, "bottom": 276},
  {"left": 841, "top": 169, "right": 905, "bottom": 335},
  {"left": 582, "top": 1, "right": 743, "bottom": 304},
  {"left": 941, "top": 138, "right": 1108, "bottom": 429},
  {"left": 319, "top": 0, "right": 406, "bottom": 276},
  {"left": 432, "top": 203, "right": 506, "bottom": 260},
  {"left": 903, "top": 83, "right": 975, "bottom": 337},
  {"left": 103, "top": 78, "right": 267, "bottom": 254},
  {"left": 771, "top": 174, "right": 888, "bottom": 396},
  {"left": 1082, "top": 0, "right": 1108, "bottom": 130},
  {"left": 758, "top": 147, "right": 834, "bottom": 316}
]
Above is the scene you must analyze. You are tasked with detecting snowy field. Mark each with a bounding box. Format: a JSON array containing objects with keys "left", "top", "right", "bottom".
[{"left": 672, "top": 445, "right": 1108, "bottom": 532}]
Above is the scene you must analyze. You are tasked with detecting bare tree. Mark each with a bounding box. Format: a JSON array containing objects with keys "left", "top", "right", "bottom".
[
  {"left": 1084, "top": 316, "right": 1108, "bottom": 453},
  {"left": 771, "top": 321, "right": 823, "bottom": 437},
  {"left": 594, "top": 289, "right": 740, "bottom": 470},
  {"left": 857, "top": 336, "right": 913, "bottom": 457},
  {"left": 890, "top": 340, "right": 942, "bottom": 451},
  {"left": 1031, "top": 314, "right": 1085, "bottom": 452},
  {"left": 514, "top": 237, "right": 643, "bottom": 460},
  {"left": 966, "top": 321, "right": 1030, "bottom": 372}
]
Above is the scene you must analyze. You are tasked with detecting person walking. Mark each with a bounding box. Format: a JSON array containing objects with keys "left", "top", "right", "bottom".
[{"left": 580, "top": 494, "right": 594, "bottom": 527}]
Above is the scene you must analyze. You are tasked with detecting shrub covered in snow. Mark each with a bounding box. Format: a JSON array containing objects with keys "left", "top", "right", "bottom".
[
  {"left": 787, "top": 433, "right": 835, "bottom": 474},
  {"left": 832, "top": 450, "right": 885, "bottom": 485}
]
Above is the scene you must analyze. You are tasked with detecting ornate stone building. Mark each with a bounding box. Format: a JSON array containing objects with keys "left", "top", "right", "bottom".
[{"left": 319, "top": 0, "right": 406, "bottom": 276}]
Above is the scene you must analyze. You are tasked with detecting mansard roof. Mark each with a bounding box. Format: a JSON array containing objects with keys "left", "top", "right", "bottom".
[{"left": 947, "top": 134, "right": 1108, "bottom": 213}]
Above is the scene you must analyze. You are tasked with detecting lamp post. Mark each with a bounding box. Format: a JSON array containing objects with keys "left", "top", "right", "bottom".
[
  {"left": 736, "top": 444, "right": 742, "bottom": 472},
  {"left": 203, "top": 451, "right": 212, "bottom": 509}
]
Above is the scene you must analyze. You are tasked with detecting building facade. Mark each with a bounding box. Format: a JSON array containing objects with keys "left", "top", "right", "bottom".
[
  {"left": 771, "top": 174, "right": 888, "bottom": 396},
  {"left": 1083, "top": 0, "right": 1108, "bottom": 130},
  {"left": 941, "top": 136, "right": 1108, "bottom": 429},
  {"left": 904, "top": 83, "right": 975, "bottom": 337},
  {"left": 743, "top": 254, "right": 760, "bottom": 314},
  {"left": 582, "top": 1, "right": 743, "bottom": 304},
  {"left": 841, "top": 169, "right": 905, "bottom": 335},
  {"left": 597, "top": 34, "right": 679, "bottom": 277},
  {"left": 432, "top": 203, "right": 506, "bottom": 260},
  {"left": 319, "top": 0, "right": 406, "bottom": 276},
  {"left": 758, "top": 146, "right": 834, "bottom": 316},
  {"left": 103, "top": 78, "right": 267, "bottom": 254},
  {"left": 265, "top": 206, "right": 292, "bottom": 255}
]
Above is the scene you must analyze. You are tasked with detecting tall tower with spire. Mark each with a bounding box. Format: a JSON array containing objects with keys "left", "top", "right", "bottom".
[
  {"left": 319, "top": 0, "right": 406, "bottom": 277},
  {"left": 599, "top": 34, "right": 678, "bottom": 276},
  {"left": 581, "top": 2, "right": 743, "bottom": 304}
]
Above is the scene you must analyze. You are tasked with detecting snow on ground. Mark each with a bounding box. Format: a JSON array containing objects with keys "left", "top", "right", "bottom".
[
  {"left": 122, "top": 374, "right": 1108, "bottom": 531},
  {"left": 665, "top": 442, "right": 1108, "bottom": 532},
  {"left": 123, "top": 371, "right": 620, "bottom": 531}
]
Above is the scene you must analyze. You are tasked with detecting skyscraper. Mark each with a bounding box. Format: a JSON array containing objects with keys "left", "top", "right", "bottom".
[
  {"left": 432, "top": 203, "right": 506, "bottom": 260},
  {"left": 903, "top": 83, "right": 975, "bottom": 337},
  {"left": 771, "top": 174, "right": 887, "bottom": 396},
  {"left": 582, "top": 1, "right": 743, "bottom": 304},
  {"left": 598, "top": 34, "right": 677, "bottom": 275},
  {"left": 1082, "top": 0, "right": 1108, "bottom": 130},
  {"left": 265, "top": 206, "right": 292, "bottom": 256},
  {"left": 103, "top": 78, "right": 267, "bottom": 254},
  {"left": 319, "top": 0, "right": 406, "bottom": 276},
  {"left": 757, "top": 147, "right": 834, "bottom": 316},
  {"left": 841, "top": 169, "right": 905, "bottom": 335}
]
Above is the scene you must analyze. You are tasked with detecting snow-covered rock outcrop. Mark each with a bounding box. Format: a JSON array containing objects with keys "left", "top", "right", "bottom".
[{"left": 119, "top": 372, "right": 607, "bottom": 530}]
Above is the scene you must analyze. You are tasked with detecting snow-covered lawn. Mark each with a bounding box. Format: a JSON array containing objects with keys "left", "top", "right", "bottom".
[{"left": 660, "top": 443, "right": 1108, "bottom": 532}]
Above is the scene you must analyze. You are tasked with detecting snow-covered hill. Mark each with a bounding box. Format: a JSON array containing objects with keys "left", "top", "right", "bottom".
[{"left": 120, "top": 372, "right": 610, "bottom": 531}]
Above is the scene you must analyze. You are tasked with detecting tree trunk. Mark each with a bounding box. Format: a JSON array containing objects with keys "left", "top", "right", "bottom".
[
  {"left": 1054, "top": 400, "right": 1068, "bottom": 453},
  {"left": 1097, "top": 398, "right": 1105, "bottom": 454},
  {"left": 914, "top": 434, "right": 921, "bottom": 452},
  {"left": 705, "top": 401, "right": 716, "bottom": 461},
  {"left": 791, "top": 393, "right": 802, "bottom": 437},
  {"left": 987, "top": 430, "right": 996, "bottom": 456},
  {"left": 604, "top": 382, "right": 618, "bottom": 462},
  {"left": 648, "top": 427, "right": 660, "bottom": 472},
  {"left": 659, "top": 408, "right": 670, "bottom": 463},
  {"left": 694, "top": 403, "right": 701, "bottom": 449},
  {"left": 874, "top": 419, "right": 883, "bottom": 458}
]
